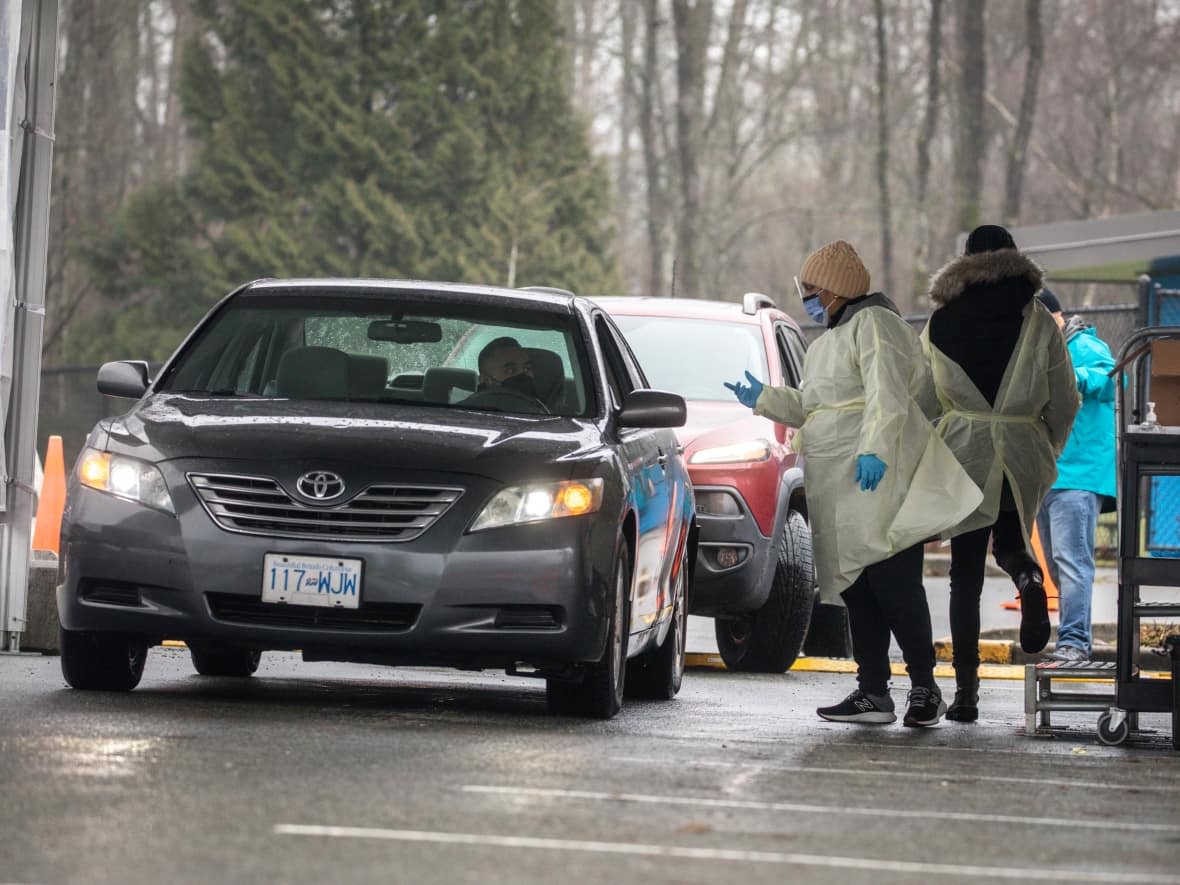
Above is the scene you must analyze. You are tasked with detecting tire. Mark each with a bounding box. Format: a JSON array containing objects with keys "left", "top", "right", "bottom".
[
  {"left": 547, "top": 543, "right": 631, "bottom": 718},
  {"left": 189, "top": 643, "right": 262, "bottom": 677},
  {"left": 60, "top": 628, "right": 148, "bottom": 691},
  {"left": 715, "top": 510, "right": 814, "bottom": 673},
  {"left": 626, "top": 546, "right": 689, "bottom": 700},
  {"left": 803, "top": 597, "right": 853, "bottom": 658},
  {"left": 1096, "top": 711, "right": 1131, "bottom": 746}
]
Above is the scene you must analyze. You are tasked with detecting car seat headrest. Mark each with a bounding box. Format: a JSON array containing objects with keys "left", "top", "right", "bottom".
[{"left": 276, "top": 346, "right": 350, "bottom": 399}]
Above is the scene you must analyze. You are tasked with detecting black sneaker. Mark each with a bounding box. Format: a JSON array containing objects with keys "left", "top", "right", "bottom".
[
  {"left": 817, "top": 689, "right": 896, "bottom": 724},
  {"left": 1018, "top": 571, "right": 1051, "bottom": 653},
  {"left": 903, "top": 685, "right": 947, "bottom": 727}
]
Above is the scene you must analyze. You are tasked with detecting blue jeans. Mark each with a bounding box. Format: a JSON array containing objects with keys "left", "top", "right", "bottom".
[{"left": 1036, "top": 489, "right": 1100, "bottom": 653}]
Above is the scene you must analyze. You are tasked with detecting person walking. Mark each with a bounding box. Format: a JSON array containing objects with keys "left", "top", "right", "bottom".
[
  {"left": 923, "top": 225, "right": 1080, "bottom": 723},
  {"left": 1035, "top": 288, "right": 1116, "bottom": 663},
  {"left": 727, "top": 240, "right": 981, "bottom": 728}
]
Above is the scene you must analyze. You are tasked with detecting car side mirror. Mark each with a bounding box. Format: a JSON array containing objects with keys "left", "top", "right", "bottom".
[
  {"left": 97, "top": 360, "right": 150, "bottom": 398},
  {"left": 617, "top": 389, "right": 686, "bottom": 429}
]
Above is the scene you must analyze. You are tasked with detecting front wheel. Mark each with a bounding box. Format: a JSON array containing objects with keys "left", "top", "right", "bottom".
[
  {"left": 189, "top": 643, "right": 262, "bottom": 677},
  {"left": 547, "top": 543, "right": 631, "bottom": 718},
  {"left": 626, "top": 546, "right": 689, "bottom": 700},
  {"left": 60, "top": 628, "right": 148, "bottom": 691},
  {"left": 715, "top": 510, "right": 814, "bottom": 673}
]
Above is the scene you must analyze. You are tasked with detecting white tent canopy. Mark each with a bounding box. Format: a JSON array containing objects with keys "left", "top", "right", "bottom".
[{"left": 957, "top": 210, "right": 1180, "bottom": 283}]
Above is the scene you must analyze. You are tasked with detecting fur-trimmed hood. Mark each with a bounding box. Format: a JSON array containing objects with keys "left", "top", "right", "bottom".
[{"left": 928, "top": 248, "right": 1043, "bottom": 306}]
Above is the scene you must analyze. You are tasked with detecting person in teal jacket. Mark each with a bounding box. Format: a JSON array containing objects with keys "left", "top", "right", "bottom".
[{"left": 1035, "top": 288, "right": 1116, "bottom": 662}]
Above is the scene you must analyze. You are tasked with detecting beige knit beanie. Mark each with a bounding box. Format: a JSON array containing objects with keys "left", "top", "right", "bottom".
[{"left": 799, "top": 240, "right": 871, "bottom": 298}]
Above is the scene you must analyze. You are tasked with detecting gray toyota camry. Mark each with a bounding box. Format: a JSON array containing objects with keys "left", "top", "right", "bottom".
[{"left": 58, "top": 279, "right": 695, "bottom": 718}]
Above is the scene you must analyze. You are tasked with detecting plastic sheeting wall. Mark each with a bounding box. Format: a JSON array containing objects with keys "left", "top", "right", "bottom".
[{"left": 1, "top": 0, "right": 58, "bottom": 650}]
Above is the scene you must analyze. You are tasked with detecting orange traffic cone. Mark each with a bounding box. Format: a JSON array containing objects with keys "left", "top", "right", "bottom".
[
  {"left": 32, "top": 435, "right": 66, "bottom": 557},
  {"left": 1002, "top": 523, "right": 1059, "bottom": 611}
]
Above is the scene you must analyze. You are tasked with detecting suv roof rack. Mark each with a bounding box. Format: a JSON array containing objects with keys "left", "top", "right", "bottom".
[{"left": 742, "top": 292, "right": 776, "bottom": 315}]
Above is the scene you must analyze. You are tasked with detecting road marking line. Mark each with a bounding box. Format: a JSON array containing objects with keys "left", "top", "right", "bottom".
[
  {"left": 272, "top": 824, "right": 1179, "bottom": 882},
  {"left": 609, "top": 756, "right": 1180, "bottom": 792},
  {"left": 460, "top": 784, "right": 1180, "bottom": 833}
]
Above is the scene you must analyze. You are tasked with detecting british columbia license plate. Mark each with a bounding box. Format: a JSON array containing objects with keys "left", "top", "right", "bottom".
[{"left": 261, "top": 554, "right": 362, "bottom": 608}]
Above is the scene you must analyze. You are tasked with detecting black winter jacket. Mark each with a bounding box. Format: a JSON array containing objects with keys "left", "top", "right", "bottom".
[{"left": 926, "top": 249, "right": 1044, "bottom": 406}]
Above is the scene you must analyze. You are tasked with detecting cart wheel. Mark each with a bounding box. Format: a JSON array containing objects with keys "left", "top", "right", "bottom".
[{"left": 1096, "top": 711, "right": 1131, "bottom": 746}]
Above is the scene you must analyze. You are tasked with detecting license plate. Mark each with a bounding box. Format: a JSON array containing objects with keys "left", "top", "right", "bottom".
[{"left": 261, "top": 554, "right": 362, "bottom": 609}]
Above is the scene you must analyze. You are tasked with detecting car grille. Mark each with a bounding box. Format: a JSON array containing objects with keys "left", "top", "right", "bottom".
[
  {"left": 188, "top": 473, "right": 463, "bottom": 542},
  {"left": 206, "top": 593, "right": 421, "bottom": 631}
]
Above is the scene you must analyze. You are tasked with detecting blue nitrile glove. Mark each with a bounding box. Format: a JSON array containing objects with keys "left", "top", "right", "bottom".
[
  {"left": 855, "top": 454, "right": 887, "bottom": 491},
  {"left": 724, "top": 371, "right": 764, "bottom": 409}
]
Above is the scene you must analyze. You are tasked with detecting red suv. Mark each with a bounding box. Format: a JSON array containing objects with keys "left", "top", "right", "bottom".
[{"left": 595, "top": 294, "right": 848, "bottom": 671}]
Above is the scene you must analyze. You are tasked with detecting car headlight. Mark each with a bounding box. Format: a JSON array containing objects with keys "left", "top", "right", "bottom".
[
  {"left": 689, "top": 439, "right": 771, "bottom": 465},
  {"left": 470, "top": 478, "right": 604, "bottom": 532},
  {"left": 77, "top": 448, "right": 175, "bottom": 514}
]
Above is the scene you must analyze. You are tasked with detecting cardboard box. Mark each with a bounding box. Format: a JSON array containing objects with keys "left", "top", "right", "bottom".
[{"left": 1150, "top": 339, "right": 1180, "bottom": 426}]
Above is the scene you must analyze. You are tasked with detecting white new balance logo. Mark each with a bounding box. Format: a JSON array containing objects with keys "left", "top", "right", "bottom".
[{"left": 854, "top": 698, "right": 875, "bottom": 712}]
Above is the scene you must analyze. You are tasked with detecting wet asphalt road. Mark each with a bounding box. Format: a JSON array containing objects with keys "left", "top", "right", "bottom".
[{"left": 1, "top": 643, "right": 1179, "bottom": 885}]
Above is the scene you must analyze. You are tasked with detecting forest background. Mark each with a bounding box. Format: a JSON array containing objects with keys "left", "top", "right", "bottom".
[{"left": 44, "top": 0, "right": 1180, "bottom": 366}]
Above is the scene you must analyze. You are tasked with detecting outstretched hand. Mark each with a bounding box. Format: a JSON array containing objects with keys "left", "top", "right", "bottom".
[
  {"left": 855, "top": 454, "right": 887, "bottom": 491},
  {"left": 724, "top": 371, "right": 764, "bottom": 409}
]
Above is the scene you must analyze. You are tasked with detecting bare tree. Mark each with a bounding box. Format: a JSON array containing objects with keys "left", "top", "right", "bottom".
[
  {"left": 639, "top": 0, "right": 669, "bottom": 295},
  {"left": 671, "top": 0, "right": 713, "bottom": 297},
  {"left": 1003, "top": 0, "right": 1043, "bottom": 223},
  {"left": 874, "top": 0, "right": 893, "bottom": 297},
  {"left": 913, "top": 0, "right": 943, "bottom": 298},
  {"left": 954, "top": 0, "right": 986, "bottom": 234}
]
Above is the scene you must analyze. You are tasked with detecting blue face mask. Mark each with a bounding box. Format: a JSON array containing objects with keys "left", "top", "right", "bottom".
[{"left": 803, "top": 295, "right": 827, "bottom": 325}]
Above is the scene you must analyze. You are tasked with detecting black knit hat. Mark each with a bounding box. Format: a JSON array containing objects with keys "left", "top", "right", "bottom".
[
  {"left": 965, "top": 224, "right": 1017, "bottom": 255},
  {"left": 1037, "top": 286, "right": 1063, "bottom": 314}
]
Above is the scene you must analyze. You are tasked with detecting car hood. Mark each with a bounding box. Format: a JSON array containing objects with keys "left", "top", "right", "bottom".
[
  {"left": 99, "top": 394, "right": 605, "bottom": 480},
  {"left": 675, "top": 401, "right": 784, "bottom": 453}
]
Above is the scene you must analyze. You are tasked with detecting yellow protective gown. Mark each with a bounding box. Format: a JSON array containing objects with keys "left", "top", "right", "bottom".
[
  {"left": 754, "top": 296, "right": 983, "bottom": 604},
  {"left": 921, "top": 300, "right": 1079, "bottom": 551}
]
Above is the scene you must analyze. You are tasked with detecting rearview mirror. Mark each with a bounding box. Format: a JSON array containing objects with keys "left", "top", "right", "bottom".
[
  {"left": 617, "top": 389, "right": 686, "bottom": 429},
  {"left": 97, "top": 360, "right": 150, "bottom": 398},
  {"left": 367, "top": 319, "right": 443, "bottom": 344}
]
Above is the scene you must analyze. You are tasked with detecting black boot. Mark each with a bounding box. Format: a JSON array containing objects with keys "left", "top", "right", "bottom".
[
  {"left": 946, "top": 672, "right": 978, "bottom": 722},
  {"left": 1017, "top": 570, "right": 1050, "bottom": 653}
]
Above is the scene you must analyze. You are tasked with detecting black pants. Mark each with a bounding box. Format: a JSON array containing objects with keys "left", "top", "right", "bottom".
[
  {"left": 841, "top": 542, "right": 936, "bottom": 697},
  {"left": 948, "top": 506, "right": 1040, "bottom": 675}
]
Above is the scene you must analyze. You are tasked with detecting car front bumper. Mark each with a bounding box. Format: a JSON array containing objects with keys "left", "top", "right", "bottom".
[{"left": 58, "top": 483, "right": 615, "bottom": 670}]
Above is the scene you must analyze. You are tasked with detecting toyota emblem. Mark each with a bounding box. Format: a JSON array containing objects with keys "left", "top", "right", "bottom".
[{"left": 296, "top": 470, "right": 346, "bottom": 502}]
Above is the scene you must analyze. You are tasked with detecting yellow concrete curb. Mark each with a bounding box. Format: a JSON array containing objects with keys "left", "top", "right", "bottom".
[
  {"left": 686, "top": 652, "right": 1027, "bottom": 680},
  {"left": 935, "top": 637, "right": 1012, "bottom": 664}
]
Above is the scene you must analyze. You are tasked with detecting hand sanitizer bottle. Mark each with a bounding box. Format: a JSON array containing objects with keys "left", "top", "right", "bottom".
[{"left": 1142, "top": 401, "right": 1160, "bottom": 431}]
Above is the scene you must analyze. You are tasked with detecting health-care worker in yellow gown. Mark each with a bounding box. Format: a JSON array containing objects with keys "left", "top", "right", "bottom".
[{"left": 726, "top": 241, "right": 982, "bottom": 728}]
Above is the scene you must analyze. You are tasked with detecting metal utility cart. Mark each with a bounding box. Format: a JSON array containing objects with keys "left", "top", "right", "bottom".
[{"left": 1101, "top": 325, "right": 1180, "bottom": 748}]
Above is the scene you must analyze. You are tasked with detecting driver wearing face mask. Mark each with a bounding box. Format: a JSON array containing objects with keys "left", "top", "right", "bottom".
[{"left": 477, "top": 336, "right": 538, "bottom": 398}]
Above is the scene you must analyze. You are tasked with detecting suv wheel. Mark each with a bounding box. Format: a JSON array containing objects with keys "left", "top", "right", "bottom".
[
  {"left": 714, "top": 509, "right": 814, "bottom": 673},
  {"left": 189, "top": 643, "right": 262, "bottom": 677},
  {"left": 60, "top": 628, "right": 148, "bottom": 691},
  {"left": 626, "top": 545, "right": 689, "bottom": 700},
  {"left": 547, "top": 542, "right": 631, "bottom": 718}
]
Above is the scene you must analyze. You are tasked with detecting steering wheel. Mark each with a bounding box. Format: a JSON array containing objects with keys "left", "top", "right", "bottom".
[{"left": 461, "top": 386, "right": 551, "bottom": 415}]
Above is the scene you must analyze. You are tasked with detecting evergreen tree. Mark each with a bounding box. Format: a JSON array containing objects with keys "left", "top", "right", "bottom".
[{"left": 76, "top": 0, "right": 615, "bottom": 362}]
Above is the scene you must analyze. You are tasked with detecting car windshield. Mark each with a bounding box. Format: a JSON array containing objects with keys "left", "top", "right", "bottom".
[
  {"left": 609, "top": 315, "right": 767, "bottom": 402},
  {"left": 158, "top": 290, "right": 592, "bottom": 417}
]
